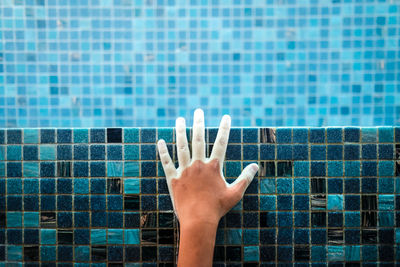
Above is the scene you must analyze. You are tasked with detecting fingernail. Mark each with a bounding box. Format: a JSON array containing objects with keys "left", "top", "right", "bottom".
[{"left": 251, "top": 164, "right": 259, "bottom": 172}]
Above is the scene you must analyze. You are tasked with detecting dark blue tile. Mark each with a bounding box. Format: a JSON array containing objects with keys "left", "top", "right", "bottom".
[
  {"left": 74, "top": 195, "right": 89, "bottom": 211},
  {"left": 90, "top": 178, "right": 106, "bottom": 194},
  {"left": 7, "top": 195, "right": 22, "bottom": 211},
  {"left": 74, "top": 212, "right": 90, "bottom": 227},
  {"left": 159, "top": 195, "right": 173, "bottom": 211},
  {"left": 40, "top": 162, "right": 55, "bottom": 177},
  {"left": 226, "top": 145, "right": 241, "bottom": 160},
  {"left": 141, "top": 162, "right": 156, "bottom": 177},
  {"left": 345, "top": 229, "right": 360, "bottom": 244},
  {"left": 90, "top": 162, "right": 106, "bottom": 177},
  {"left": 327, "top": 178, "right": 343, "bottom": 193},
  {"left": 57, "top": 145, "right": 72, "bottom": 160},
  {"left": 41, "top": 195, "right": 55, "bottom": 210},
  {"left": 344, "top": 144, "right": 360, "bottom": 160},
  {"left": 292, "top": 128, "right": 308, "bottom": 143},
  {"left": 277, "top": 212, "right": 292, "bottom": 227},
  {"left": 277, "top": 178, "right": 291, "bottom": 193},
  {"left": 107, "top": 128, "right": 122, "bottom": 143},
  {"left": 0, "top": 130, "right": 4, "bottom": 144},
  {"left": 7, "top": 162, "right": 22, "bottom": 177},
  {"left": 57, "top": 212, "right": 73, "bottom": 228},
  {"left": 362, "top": 177, "right": 377, "bottom": 193},
  {"left": 327, "top": 128, "right": 342, "bottom": 143},
  {"left": 108, "top": 246, "right": 123, "bottom": 261},
  {"left": 277, "top": 145, "right": 292, "bottom": 160},
  {"left": 141, "top": 128, "right": 156, "bottom": 143},
  {"left": 311, "top": 212, "right": 326, "bottom": 227},
  {"left": 294, "top": 229, "right": 309, "bottom": 244},
  {"left": 362, "top": 144, "right": 377, "bottom": 159},
  {"left": 90, "top": 145, "right": 105, "bottom": 160},
  {"left": 310, "top": 145, "right": 325, "bottom": 160},
  {"left": 311, "top": 229, "right": 326, "bottom": 244},
  {"left": 260, "top": 144, "right": 275, "bottom": 160},
  {"left": 40, "top": 178, "right": 55, "bottom": 194},
  {"left": 276, "top": 128, "right": 292, "bottom": 143},
  {"left": 23, "top": 145, "right": 38, "bottom": 160},
  {"left": 125, "top": 212, "right": 140, "bottom": 228},
  {"left": 41, "top": 129, "right": 55, "bottom": 143},
  {"left": 277, "top": 196, "right": 292, "bottom": 210},
  {"left": 243, "top": 128, "right": 259, "bottom": 143},
  {"left": 141, "top": 179, "right": 157, "bottom": 194},
  {"left": 260, "top": 229, "right": 276, "bottom": 245},
  {"left": 243, "top": 145, "right": 258, "bottom": 160},
  {"left": 228, "top": 128, "right": 241, "bottom": 143},
  {"left": 140, "top": 144, "right": 156, "bottom": 160},
  {"left": 24, "top": 195, "right": 39, "bottom": 211},
  {"left": 74, "top": 144, "right": 88, "bottom": 160},
  {"left": 344, "top": 178, "right": 360, "bottom": 193},
  {"left": 292, "top": 144, "right": 308, "bottom": 160},
  {"left": 294, "top": 212, "right": 309, "bottom": 227},
  {"left": 362, "top": 161, "right": 377, "bottom": 176},
  {"left": 57, "top": 195, "right": 72, "bottom": 210},
  {"left": 243, "top": 212, "right": 259, "bottom": 227},
  {"left": 7, "top": 129, "right": 22, "bottom": 144},
  {"left": 277, "top": 246, "right": 292, "bottom": 261},
  {"left": 74, "top": 162, "right": 88, "bottom": 177},
  {"left": 309, "top": 128, "right": 325, "bottom": 143},
  {"left": 57, "top": 178, "right": 72, "bottom": 194},
  {"left": 7, "top": 229, "right": 22, "bottom": 244},
  {"left": 91, "top": 212, "right": 107, "bottom": 227},
  {"left": 57, "top": 129, "right": 72, "bottom": 143},
  {"left": 395, "top": 127, "right": 400, "bottom": 142},
  {"left": 158, "top": 178, "right": 168, "bottom": 194},
  {"left": 58, "top": 246, "right": 73, "bottom": 261},
  {"left": 243, "top": 195, "right": 259, "bottom": 211},
  {"left": 294, "top": 196, "right": 309, "bottom": 211},
  {"left": 344, "top": 127, "right": 360, "bottom": 142},
  {"left": 379, "top": 144, "right": 394, "bottom": 159},
  {"left": 24, "top": 229, "right": 39, "bottom": 244},
  {"left": 90, "top": 128, "right": 105, "bottom": 143},
  {"left": 277, "top": 161, "right": 292, "bottom": 177},
  {"left": 277, "top": 228, "right": 292, "bottom": 244},
  {"left": 345, "top": 195, "right": 360, "bottom": 210},
  {"left": 327, "top": 145, "right": 342, "bottom": 160},
  {"left": 108, "top": 212, "right": 123, "bottom": 228},
  {"left": 74, "top": 229, "right": 90, "bottom": 245},
  {"left": 310, "top": 162, "right": 325, "bottom": 177},
  {"left": 91, "top": 195, "right": 106, "bottom": 210},
  {"left": 141, "top": 195, "right": 157, "bottom": 210},
  {"left": 107, "top": 195, "right": 123, "bottom": 211}
]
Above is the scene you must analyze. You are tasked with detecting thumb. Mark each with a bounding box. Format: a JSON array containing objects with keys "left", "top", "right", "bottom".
[{"left": 226, "top": 163, "right": 259, "bottom": 204}]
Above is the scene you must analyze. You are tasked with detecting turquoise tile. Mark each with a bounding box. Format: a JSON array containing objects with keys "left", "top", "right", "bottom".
[
  {"left": 107, "top": 161, "right": 123, "bottom": 177},
  {"left": 328, "top": 245, "right": 344, "bottom": 261},
  {"left": 124, "top": 178, "right": 140, "bottom": 194},
  {"left": 378, "top": 195, "right": 394, "bottom": 210},
  {"left": 91, "top": 229, "right": 107, "bottom": 244},
  {"left": 378, "top": 127, "right": 394, "bottom": 142},
  {"left": 24, "top": 129, "right": 39, "bottom": 143},
  {"left": 74, "top": 129, "right": 89, "bottom": 143},
  {"left": 124, "top": 162, "right": 139, "bottom": 177},
  {"left": 157, "top": 128, "right": 174, "bottom": 143},
  {"left": 7, "top": 212, "right": 22, "bottom": 227},
  {"left": 361, "top": 127, "right": 377, "bottom": 142},
  {"left": 260, "top": 195, "right": 276, "bottom": 210},
  {"left": 7, "top": 145, "right": 22, "bottom": 160},
  {"left": 244, "top": 246, "right": 259, "bottom": 261},
  {"left": 40, "top": 145, "right": 56, "bottom": 160},
  {"left": 345, "top": 245, "right": 360, "bottom": 261},
  {"left": 24, "top": 212, "right": 39, "bottom": 227},
  {"left": 41, "top": 229, "right": 56, "bottom": 244},
  {"left": 293, "top": 161, "right": 309, "bottom": 177},
  {"left": 379, "top": 161, "right": 394, "bottom": 176},
  {"left": 125, "top": 229, "right": 140, "bottom": 244},
  {"left": 260, "top": 178, "right": 275, "bottom": 194},
  {"left": 7, "top": 245, "right": 23, "bottom": 261},
  {"left": 75, "top": 246, "right": 90, "bottom": 261},
  {"left": 23, "top": 162, "right": 39, "bottom": 177},
  {"left": 124, "top": 128, "right": 139, "bottom": 143},
  {"left": 327, "top": 195, "right": 343, "bottom": 210},
  {"left": 124, "top": 145, "right": 139, "bottom": 160},
  {"left": 294, "top": 178, "right": 309, "bottom": 193},
  {"left": 328, "top": 161, "right": 343, "bottom": 177},
  {"left": 226, "top": 229, "right": 242, "bottom": 245},
  {"left": 74, "top": 178, "right": 89, "bottom": 194},
  {"left": 243, "top": 229, "right": 259, "bottom": 245},
  {"left": 108, "top": 229, "right": 124, "bottom": 244},
  {"left": 225, "top": 161, "right": 241, "bottom": 177}
]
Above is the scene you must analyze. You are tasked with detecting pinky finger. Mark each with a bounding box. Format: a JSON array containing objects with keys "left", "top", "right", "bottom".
[{"left": 157, "top": 139, "right": 178, "bottom": 180}]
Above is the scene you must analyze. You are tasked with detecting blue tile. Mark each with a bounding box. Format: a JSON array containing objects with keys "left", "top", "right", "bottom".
[
  {"left": 157, "top": 128, "right": 174, "bottom": 143},
  {"left": 228, "top": 128, "right": 242, "bottom": 143},
  {"left": 7, "top": 145, "right": 21, "bottom": 160},
  {"left": 327, "top": 145, "right": 342, "bottom": 160},
  {"left": 379, "top": 127, "right": 394, "bottom": 142},
  {"left": 90, "top": 128, "right": 105, "bottom": 143},
  {"left": 310, "top": 145, "right": 325, "bottom": 160},
  {"left": 243, "top": 145, "right": 258, "bottom": 160},
  {"left": 57, "top": 129, "right": 72, "bottom": 143},
  {"left": 41, "top": 129, "right": 55, "bottom": 143},
  {"left": 73, "top": 129, "right": 89, "bottom": 143},
  {"left": 140, "top": 144, "right": 156, "bottom": 160},
  {"left": 140, "top": 128, "right": 156, "bottom": 143},
  {"left": 309, "top": 128, "right": 325, "bottom": 143},
  {"left": 90, "top": 162, "right": 106, "bottom": 177},
  {"left": 243, "top": 128, "right": 259, "bottom": 143},
  {"left": 124, "top": 128, "right": 139, "bottom": 143},
  {"left": 90, "top": 145, "right": 105, "bottom": 160},
  {"left": 124, "top": 145, "right": 139, "bottom": 160},
  {"left": 74, "top": 144, "right": 89, "bottom": 160},
  {"left": 40, "top": 145, "right": 56, "bottom": 160},
  {"left": 328, "top": 178, "right": 343, "bottom": 193},
  {"left": 74, "top": 162, "right": 89, "bottom": 177},
  {"left": 344, "top": 127, "right": 360, "bottom": 142},
  {"left": 7, "top": 130, "right": 22, "bottom": 144},
  {"left": 361, "top": 127, "right": 377, "bottom": 142},
  {"left": 379, "top": 144, "right": 394, "bottom": 159},
  {"left": 57, "top": 145, "right": 72, "bottom": 160},
  {"left": 226, "top": 145, "right": 241, "bottom": 160},
  {"left": 292, "top": 144, "right": 308, "bottom": 160},
  {"left": 260, "top": 144, "right": 275, "bottom": 160},
  {"left": 292, "top": 128, "right": 308, "bottom": 143},
  {"left": 23, "top": 129, "right": 39, "bottom": 144},
  {"left": 23, "top": 145, "right": 38, "bottom": 160},
  {"left": 107, "top": 145, "right": 123, "bottom": 160},
  {"left": 277, "top": 145, "right": 292, "bottom": 160}
]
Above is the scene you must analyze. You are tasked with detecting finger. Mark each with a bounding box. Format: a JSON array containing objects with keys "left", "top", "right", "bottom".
[
  {"left": 157, "top": 139, "right": 178, "bottom": 180},
  {"left": 230, "top": 163, "right": 259, "bottom": 195},
  {"left": 210, "top": 115, "right": 231, "bottom": 167},
  {"left": 175, "top": 117, "right": 190, "bottom": 169},
  {"left": 192, "top": 108, "right": 206, "bottom": 162}
]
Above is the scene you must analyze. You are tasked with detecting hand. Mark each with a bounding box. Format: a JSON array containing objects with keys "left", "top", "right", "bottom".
[{"left": 157, "top": 108, "right": 259, "bottom": 226}]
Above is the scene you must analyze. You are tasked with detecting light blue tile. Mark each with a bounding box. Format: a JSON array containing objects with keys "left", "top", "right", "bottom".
[
  {"left": 124, "top": 162, "right": 140, "bottom": 177},
  {"left": 244, "top": 246, "right": 259, "bottom": 261},
  {"left": 125, "top": 229, "right": 140, "bottom": 244},
  {"left": 91, "top": 229, "right": 107, "bottom": 244},
  {"left": 41, "top": 229, "right": 57, "bottom": 244},
  {"left": 24, "top": 212, "right": 39, "bottom": 227},
  {"left": 23, "top": 162, "right": 39, "bottom": 177},
  {"left": 108, "top": 229, "right": 124, "bottom": 244},
  {"left": 107, "top": 161, "right": 123, "bottom": 177},
  {"left": 327, "top": 195, "right": 343, "bottom": 210},
  {"left": 124, "top": 178, "right": 140, "bottom": 194},
  {"left": 40, "top": 145, "right": 56, "bottom": 160}
]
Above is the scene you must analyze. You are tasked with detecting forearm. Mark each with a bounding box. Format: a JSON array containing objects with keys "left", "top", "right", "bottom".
[{"left": 177, "top": 220, "right": 218, "bottom": 267}]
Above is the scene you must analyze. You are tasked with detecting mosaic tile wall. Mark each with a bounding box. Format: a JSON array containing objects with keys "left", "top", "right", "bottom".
[
  {"left": 1, "top": 1, "right": 400, "bottom": 127},
  {"left": 1, "top": 127, "right": 400, "bottom": 265}
]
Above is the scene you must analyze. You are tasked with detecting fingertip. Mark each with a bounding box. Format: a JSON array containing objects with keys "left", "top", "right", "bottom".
[
  {"left": 157, "top": 139, "right": 165, "bottom": 147},
  {"left": 251, "top": 163, "right": 259, "bottom": 173}
]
